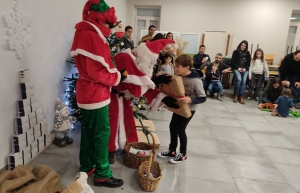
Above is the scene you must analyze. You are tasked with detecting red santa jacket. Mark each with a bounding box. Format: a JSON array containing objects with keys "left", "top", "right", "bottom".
[{"left": 71, "top": 21, "right": 121, "bottom": 109}]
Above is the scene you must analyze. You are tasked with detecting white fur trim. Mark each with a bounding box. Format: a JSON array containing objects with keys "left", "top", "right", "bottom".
[
  {"left": 83, "top": 21, "right": 107, "bottom": 43},
  {"left": 113, "top": 71, "right": 121, "bottom": 86},
  {"left": 117, "top": 97, "right": 126, "bottom": 149},
  {"left": 71, "top": 49, "right": 118, "bottom": 74},
  {"left": 135, "top": 43, "right": 158, "bottom": 77},
  {"left": 149, "top": 92, "right": 167, "bottom": 111},
  {"left": 77, "top": 99, "right": 110, "bottom": 110},
  {"left": 121, "top": 48, "right": 136, "bottom": 62},
  {"left": 123, "top": 75, "right": 155, "bottom": 89}
]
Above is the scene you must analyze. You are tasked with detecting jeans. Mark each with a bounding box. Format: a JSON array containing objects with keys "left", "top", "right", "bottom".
[
  {"left": 203, "top": 79, "right": 219, "bottom": 96},
  {"left": 248, "top": 73, "right": 263, "bottom": 98},
  {"left": 169, "top": 111, "right": 195, "bottom": 154},
  {"left": 262, "top": 98, "right": 272, "bottom": 103},
  {"left": 234, "top": 70, "right": 249, "bottom": 95},
  {"left": 286, "top": 76, "right": 300, "bottom": 103},
  {"left": 208, "top": 81, "right": 224, "bottom": 94}
]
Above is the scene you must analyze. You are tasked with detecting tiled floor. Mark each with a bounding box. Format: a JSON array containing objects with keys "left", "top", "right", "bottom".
[{"left": 29, "top": 95, "right": 300, "bottom": 193}]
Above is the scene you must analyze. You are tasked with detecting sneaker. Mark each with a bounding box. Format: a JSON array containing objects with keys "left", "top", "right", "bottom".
[
  {"left": 256, "top": 97, "right": 259, "bottom": 103},
  {"left": 295, "top": 103, "right": 300, "bottom": 109},
  {"left": 169, "top": 153, "right": 187, "bottom": 164},
  {"left": 246, "top": 97, "right": 251, "bottom": 102},
  {"left": 157, "top": 150, "right": 176, "bottom": 158}
]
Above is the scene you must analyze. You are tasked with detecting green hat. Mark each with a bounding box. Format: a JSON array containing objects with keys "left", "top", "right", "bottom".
[{"left": 91, "top": 0, "right": 110, "bottom": 13}]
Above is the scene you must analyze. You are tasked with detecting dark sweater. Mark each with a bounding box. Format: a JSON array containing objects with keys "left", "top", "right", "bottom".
[
  {"left": 205, "top": 62, "right": 230, "bottom": 82},
  {"left": 275, "top": 96, "right": 294, "bottom": 117},
  {"left": 259, "top": 86, "right": 282, "bottom": 103},
  {"left": 231, "top": 50, "right": 251, "bottom": 70},
  {"left": 193, "top": 53, "right": 210, "bottom": 69},
  {"left": 279, "top": 53, "right": 300, "bottom": 82},
  {"left": 121, "top": 36, "right": 134, "bottom": 50},
  {"left": 206, "top": 69, "right": 221, "bottom": 81}
]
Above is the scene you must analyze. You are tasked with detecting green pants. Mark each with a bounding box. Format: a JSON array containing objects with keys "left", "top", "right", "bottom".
[{"left": 79, "top": 106, "right": 112, "bottom": 179}]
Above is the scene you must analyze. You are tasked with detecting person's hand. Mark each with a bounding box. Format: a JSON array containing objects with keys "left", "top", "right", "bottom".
[
  {"left": 202, "top": 57, "right": 208, "bottom": 63},
  {"left": 242, "top": 68, "right": 246, "bottom": 72},
  {"left": 258, "top": 103, "right": 262, "bottom": 109},
  {"left": 274, "top": 104, "right": 278, "bottom": 109},
  {"left": 212, "top": 66, "right": 217, "bottom": 72},
  {"left": 119, "top": 69, "right": 127, "bottom": 81},
  {"left": 203, "top": 66, "right": 208, "bottom": 70},
  {"left": 282, "top": 80, "right": 290, "bottom": 87},
  {"left": 238, "top": 68, "right": 242, "bottom": 72},
  {"left": 295, "top": 82, "right": 300, "bottom": 89},
  {"left": 162, "top": 96, "right": 179, "bottom": 109},
  {"left": 178, "top": 96, "right": 192, "bottom": 104},
  {"left": 249, "top": 77, "right": 252, "bottom": 80},
  {"left": 222, "top": 69, "right": 229, "bottom": 73}
]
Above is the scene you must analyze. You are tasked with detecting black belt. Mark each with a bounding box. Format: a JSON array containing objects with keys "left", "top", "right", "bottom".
[{"left": 111, "top": 88, "right": 125, "bottom": 97}]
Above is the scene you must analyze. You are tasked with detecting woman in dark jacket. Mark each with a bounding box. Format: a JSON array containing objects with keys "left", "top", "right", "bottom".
[{"left": 231, "top": 40, "right": 251, "bottom": 104}]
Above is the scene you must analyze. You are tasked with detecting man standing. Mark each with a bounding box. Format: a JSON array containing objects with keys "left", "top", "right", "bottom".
[
  {"left": 121, "top": 26, "right": 134, "bottom": 50},
  {"left": 279, "top": 50, "right": 300, "bottom": 108},
  {"left": 204, "top": 53, "right": 231, "bottom": 100},
  {"left": 193, "top": 45, "right": 211, "bottom": 71},
  {"left": 139, "top": 25, "right": 156, "bottom": 44},
  {"left": 71, "top": 0, "right": 126, "bottom": 188}
]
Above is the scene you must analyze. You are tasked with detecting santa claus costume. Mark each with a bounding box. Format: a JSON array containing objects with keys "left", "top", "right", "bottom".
[
  {"left": 108, "top": 39, "right": 175, "bottom": 163},
  {"left": 70, "top": 0, "right": 126, "bottom": 188}
]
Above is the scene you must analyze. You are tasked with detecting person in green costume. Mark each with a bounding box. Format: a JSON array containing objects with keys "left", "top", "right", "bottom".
[{"left": 70, "top": 0, "right": 127, "bottom": 188}]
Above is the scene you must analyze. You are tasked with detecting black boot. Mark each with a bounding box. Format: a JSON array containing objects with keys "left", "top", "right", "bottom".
[
  {"left": 65, "top": 137, "right": 73, "bottom": 145},
  {"left": 53, "top": 137, "right": 67, "bottom": 148},
  {"left": 94, "top": 177, "right": 124, "bottom": 188},
  {"left": 109, "top": 151, "right": 115, "bottom": 164}
]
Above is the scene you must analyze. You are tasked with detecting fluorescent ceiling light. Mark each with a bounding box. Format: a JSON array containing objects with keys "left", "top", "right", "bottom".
[{"left": 291, "top": 17, "right": 297, "bottom": 20}]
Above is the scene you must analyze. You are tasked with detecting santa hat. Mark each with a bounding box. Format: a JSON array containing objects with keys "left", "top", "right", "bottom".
[
  {"left": 82, "top": 0, "right": 119, "bottom": 27},
  {"left": 133, "top": 39, "right": 175, "bottom": 77}
]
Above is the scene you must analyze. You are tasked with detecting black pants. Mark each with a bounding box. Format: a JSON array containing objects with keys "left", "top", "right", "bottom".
[
  {"left": 248, "top": 73, "right": 263, "bottom": 98},
  {"left": 169, "top": 111, "right": 195, "bottom": 154}
]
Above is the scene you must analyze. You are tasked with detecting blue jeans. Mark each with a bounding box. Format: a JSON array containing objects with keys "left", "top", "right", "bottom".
[
  {"left": 285, "top": 76, "right": 300, "bottom": 103},
  {"left": 234, "top": 70, "right": 249, "bottom": 95},
  {"left": 262, "top": 98, "right": 272, "bottom": 103},
  {"left": 208, "top": 81, "right": 224, "bottom": 94}
]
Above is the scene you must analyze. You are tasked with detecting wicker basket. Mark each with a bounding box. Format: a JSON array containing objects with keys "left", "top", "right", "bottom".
[
  {"left": 138, "top": 153, "right": 162, "bottom": 192},
  {"left": 123, "top": 126, "right": 156, "bottom": 169}
]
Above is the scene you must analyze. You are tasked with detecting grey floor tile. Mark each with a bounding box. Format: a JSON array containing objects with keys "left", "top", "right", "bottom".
[
  {"left": 275, "top": 164, "right": 300, "bottom": 192},
  {"left": 239, "top": 121, "right": 277, "bottom": 132},
  {"left": 234, "top": 178, "right": 297, "bottom": 193},
  {"left": 248, "top": 131, "right": 300, "bottom": 149},
  {"left": 264, "top": 115, "right": 299, "bottom": 124},
  {"left": 224, "top": 154, "right": 287, "bottom": 183},
  {"left": 152, "top": 120, "right": 170, "bottom": 132},
  {"left": 188, "top": 138, "right": 220, "bottom": 156},
  {"left": 277, "top": 127, "right": 300, "bottom": 139},
  {"left": 234, "top": 114, "right": 268, "bottom": 122},
  {"left": 179, "top": 154, "right": 234, "bottom": 183},
  {"left": 188, "top": 115, "right": 209, "bottom": 127},
  {"left": 186, "top": 125, "right": 214, "bottom": 139},
  {"left": 207, "top": 117, "right": 242, "bottom": 127},
  {"left": 178, "top": 177, "right": 239, "bottom": 193},
  {"left": 216, "top": 139, "right": 265, "bottom": 158},
  {"left": 202, "top": 109, "right": 234, "bottom": 118},
  {"left": 155, "top": 131, "right": 170, "bottom": 147},
  {"left": 200, "top": 102, "right": 228, "bottom": 111},
  {"left": 271, "top": 122, "right": 300, "bottom": 131},
  {"left": 211, "top": 126, "right": 252, "bottom": 141},
  {"left": 223, "top": 103, "right": 259, "bottom": 114},
  {"left": 262, "top": 147, "right": 300, "bottom": 166}
]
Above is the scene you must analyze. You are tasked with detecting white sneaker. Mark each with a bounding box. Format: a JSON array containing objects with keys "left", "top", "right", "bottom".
[
  {"left": 246, "top": 97, "right": 251, "bottom": 102},
  {"left": 169, "top": 153, "right": 187, "bottom": 164}
]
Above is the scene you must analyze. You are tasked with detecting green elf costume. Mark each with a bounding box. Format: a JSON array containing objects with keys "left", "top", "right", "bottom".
[{"left": 70, "top": 0, "right": 126, "bottom": 188}]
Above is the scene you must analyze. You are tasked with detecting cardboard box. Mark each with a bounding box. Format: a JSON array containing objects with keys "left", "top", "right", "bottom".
[
  {"left": 20, "top": 69, "right": 30, "bottom": 83},
  {"left": 30, "top": 96, "right": 38, "bottom": 105},
  {"left": 44, "top": 131, "right": 52, "bottom": 146},
  {"left": 15, "top": 124, "right": 30, "bottom": 135},
  {"left": 41, "top": 119, "right": 48, "bottom": 131},
  {"left": 17, "top": 98, "right": 31, "bottom": 109},
  {"left": 30, "top": 102, "right": 39, "bottom": 112},
  {"left": 15, "top": 116, "right": 29, "bottom": 127},
  {"left": 22, "top": 146, "right": 31, "bottom": 157},
  {"left": 8, "top": 152, "right": 23, "bottom": 171},
  {"left": 12, "top": 133, "right": 27, "bottom": 153},
  {"left": 21, "top": 89, "right": 34, "bottom": 99},
  {"left": 40, "top": 124, "right": 47, "bottom": 136},
  {"left": 38, "top": 142, "right": 44, "bottom": 152},
  {"left": 20, "top": 82, "right": 33, "bottom": 92},
  {"left": 134, "top": 119, "right": 160, "bottom": 148},
  {"left": 18, "top": 106, "right": 32, "bottom": 117},
  {"left": 36, "top": 115, "right": 44, "bottom": 124},
  {"left": 33, "top": 124, "right": 41, "bottom": 140},
  {"left": 31, "top": 146, "right": 38, "bottom": 158},
  {"left": 160, "top": 75, "right": 192, "bottom": 118},
  {"left": 23, "top": 154, "right": 31, "bottom": 164},
  {"left": 27, "top": 134, "right": 35, "bottom": 146}
]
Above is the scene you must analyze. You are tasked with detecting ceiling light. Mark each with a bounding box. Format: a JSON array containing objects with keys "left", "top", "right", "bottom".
[{"left": 291, "top": 17, "right": 297, "bottom": 20}]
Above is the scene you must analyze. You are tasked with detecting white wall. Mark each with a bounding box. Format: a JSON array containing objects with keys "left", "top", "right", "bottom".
[
  {"left": 127, "top": 0, "right": 300, "bottom": 64},
  {"left": 0, "top": 0, "right": 127, "bottom": 170}
]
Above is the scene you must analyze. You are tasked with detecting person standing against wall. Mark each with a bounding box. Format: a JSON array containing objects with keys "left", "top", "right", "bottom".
[
  {"left": 121, "top": 26, "right": 134, "bottom": 50},
  {"left": 139, "top": 25, "right": 156, "bottom": 44},
  {"left": 231, "top": 40, "right": 251, "bottom": 104}
]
